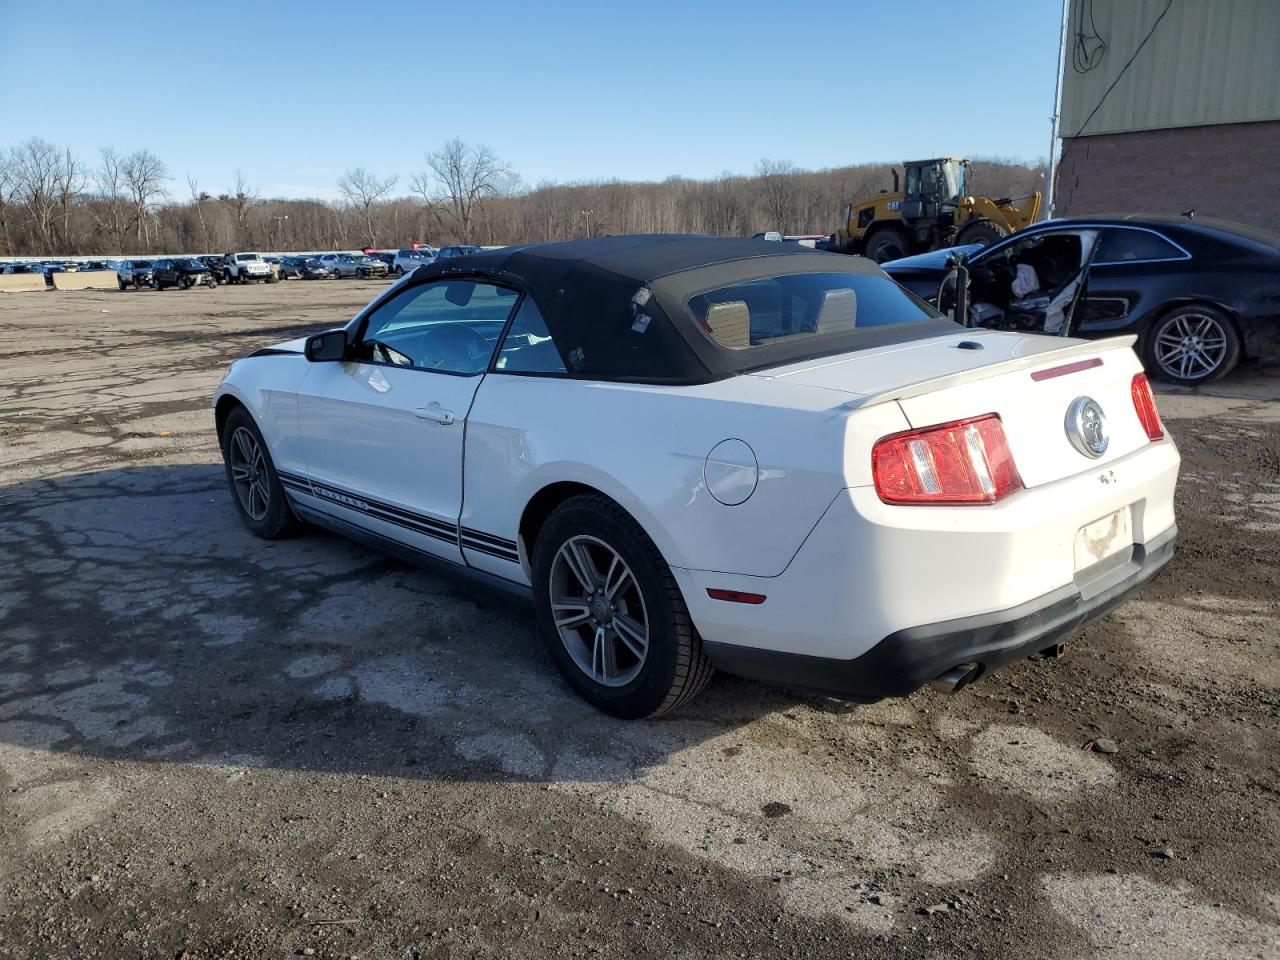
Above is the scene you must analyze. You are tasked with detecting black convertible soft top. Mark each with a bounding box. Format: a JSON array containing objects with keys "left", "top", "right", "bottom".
[{"left": 409, "top": 235, "right": 953, "bottom": 384}]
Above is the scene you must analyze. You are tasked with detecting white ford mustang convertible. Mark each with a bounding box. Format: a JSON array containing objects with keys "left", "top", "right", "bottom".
[{"left": 213, "top": 235, "right": 1178, "bottom": 717}]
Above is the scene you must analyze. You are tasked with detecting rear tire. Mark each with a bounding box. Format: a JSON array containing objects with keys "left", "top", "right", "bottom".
[
  {"left": 956, "top": 219, "right": 1010, "bottom": 247},
  {"left": 220, "top": 406, "right": 299, "bottom": 540},
  {"left": 863, "top": 226, "right": 911, "bottom": 263},
  {"left": 531, "top": 494, "right": 714, "bottom": 718},
  {"left": 1143, "top": 304, "right": 1241, "bottom": 386}
]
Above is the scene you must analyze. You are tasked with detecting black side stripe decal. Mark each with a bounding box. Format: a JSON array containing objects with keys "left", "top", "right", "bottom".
[
  {"left": 461, "top": 539, "right": 520, "bottom": 563},
  {"left": 460, "top": 526, "right": 519, "bottom": 562},
  {"left": 277, "top": 470, "right": 518, "bottom": 561}
]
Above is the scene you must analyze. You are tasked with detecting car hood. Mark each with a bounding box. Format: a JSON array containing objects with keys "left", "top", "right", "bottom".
[
  {"left": 881, "top": 243, "right": 983, "bottom": 274},
  {"left": 262, "top": 337, "right": 308, "bottom": 354}
]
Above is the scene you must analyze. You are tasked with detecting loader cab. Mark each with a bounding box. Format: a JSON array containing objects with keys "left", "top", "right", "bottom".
[{"left": 901, "top": 158, "right": 968, "bottom": 223}]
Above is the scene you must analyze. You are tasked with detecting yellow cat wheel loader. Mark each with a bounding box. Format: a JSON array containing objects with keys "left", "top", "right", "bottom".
[{"left": 830, "top": 157, "right": 1041, "bottom": 263}]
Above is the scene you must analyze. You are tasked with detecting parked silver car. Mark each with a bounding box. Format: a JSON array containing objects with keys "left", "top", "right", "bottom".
[
  {"left": 391, "top": 247, "right": 436, "bottom": 276},
  {"left": 116, "top": 259, "right": 155, "bottom": 290},
  {"left": 317, "top": 253, "right": 389, "bottom": 279}
]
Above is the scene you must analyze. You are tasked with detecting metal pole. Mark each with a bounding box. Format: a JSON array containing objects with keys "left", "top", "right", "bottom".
[{"left": 1045, "top": 0, "right": 1071, "bottom": 219}]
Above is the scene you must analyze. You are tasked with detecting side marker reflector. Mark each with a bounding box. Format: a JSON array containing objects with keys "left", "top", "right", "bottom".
[{"left": 707, "top": 588, "right": 766, "bottom": 605}]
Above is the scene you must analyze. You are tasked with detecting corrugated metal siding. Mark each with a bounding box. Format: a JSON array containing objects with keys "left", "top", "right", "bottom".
[{"left": 1060, "top": 0, "right": 1280, "bottom": 137}]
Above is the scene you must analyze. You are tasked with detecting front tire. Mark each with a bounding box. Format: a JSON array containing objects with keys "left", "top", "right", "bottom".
[
  {"left": 220, "top": 407, "right": 298, "bottom": 540},
  {"left": 863, "top": 226, "right": 911, "bottom": 263},
  {"left": 531, "top": 494, "right": 714, "bottom": 718},
  {"left": 956, "top": 218, "right": 1010, "bottom": 247},
  {"left": 1144, "top": 304, "right": 1241, "bottom": 385}
]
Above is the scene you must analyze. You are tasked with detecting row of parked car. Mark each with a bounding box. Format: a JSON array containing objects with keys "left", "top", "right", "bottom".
[
  {"left": 1, "top": 259, "right": 114, "bottom": 278},
  {"left": 5, "top": 243, "right": 490, "bottom": 290},
  {"left": 110, "top": 246, "right": 480, "bottom": 290}
]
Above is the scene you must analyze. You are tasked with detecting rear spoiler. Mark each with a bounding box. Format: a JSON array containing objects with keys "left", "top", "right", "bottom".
[{"left": 855, "top": 334, "right": 1138, "bottom": 408}]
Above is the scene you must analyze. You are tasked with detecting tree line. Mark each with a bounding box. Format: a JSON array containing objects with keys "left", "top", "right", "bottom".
[{"left": 0, "top": 136, "right": 1045, "bottom": 256}]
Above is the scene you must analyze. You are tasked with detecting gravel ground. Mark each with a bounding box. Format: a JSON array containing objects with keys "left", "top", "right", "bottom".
[{"left": 1, "top": 281, "right": 1278, "bottom": 960}]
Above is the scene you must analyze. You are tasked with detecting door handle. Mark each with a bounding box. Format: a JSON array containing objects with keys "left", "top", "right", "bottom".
[{"left": 415, "top": 406, "right": 455, "bottom": 425}]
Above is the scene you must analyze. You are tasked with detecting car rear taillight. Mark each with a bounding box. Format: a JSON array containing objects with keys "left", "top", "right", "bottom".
[
  {"left": 1131, "top": 373, "right": 1165, "bottom": 441},
  {"left": 872, "top": 414, "right": 1023, "bottom": 505}
]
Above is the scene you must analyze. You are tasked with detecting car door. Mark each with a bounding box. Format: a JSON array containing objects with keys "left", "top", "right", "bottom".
[
  {"left": 294, "top": 277, "right": 521, "bottom": 562},
  {"left": 1073, "top": 227, "right": 1190, "bottom": 335}
]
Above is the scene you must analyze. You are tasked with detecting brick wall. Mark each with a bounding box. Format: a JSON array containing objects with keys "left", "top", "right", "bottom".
[{"left": 1054, "top": 120, "right": 1280, "bottom": 231}]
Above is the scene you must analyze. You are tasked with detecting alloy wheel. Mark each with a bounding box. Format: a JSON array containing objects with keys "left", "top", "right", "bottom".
[
  {"left": 549, "top": 535, "right": 649, "bottom": 687},
  {"left": 228, "top": 426, "right": 270, "bottom": 521},
  {"left": 1154, "top": 312, "right": 1228, "bottom": 381}
]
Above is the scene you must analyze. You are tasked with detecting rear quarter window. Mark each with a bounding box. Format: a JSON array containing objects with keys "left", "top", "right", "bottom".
[
  {"left": 688, "top": 271, "right": 943, "bottom": 351},
  {"left": 1096, "top": 230, "right": 1185, "bottom": 263}
]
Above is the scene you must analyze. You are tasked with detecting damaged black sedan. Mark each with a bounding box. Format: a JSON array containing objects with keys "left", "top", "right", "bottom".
[{"left": 883, "top": 215, "right": 1280, "bottom": 385}]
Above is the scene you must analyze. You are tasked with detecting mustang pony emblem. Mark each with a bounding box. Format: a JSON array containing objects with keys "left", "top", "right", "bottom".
[{"left": 1065, "top": 396, "right": 1109, "bottom": 458}]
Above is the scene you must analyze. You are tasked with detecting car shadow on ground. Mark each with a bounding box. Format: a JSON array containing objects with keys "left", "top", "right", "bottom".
[{"left": 0, "top": 462, "right": 818, "bottom": 787}]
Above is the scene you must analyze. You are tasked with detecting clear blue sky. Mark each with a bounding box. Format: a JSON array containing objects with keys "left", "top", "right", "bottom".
[{"left": 0, "top": 0, "right": 1062, "bottom": 200}]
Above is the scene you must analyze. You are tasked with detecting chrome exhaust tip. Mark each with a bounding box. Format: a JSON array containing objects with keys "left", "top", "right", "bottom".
[{"left": 929, "top": 662, "right": 980, "bottom": 694}]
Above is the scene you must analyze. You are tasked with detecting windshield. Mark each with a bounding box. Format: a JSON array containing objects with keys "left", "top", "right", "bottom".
[
  {"left": 688, "top": 271, "right": 945, "bottom": 351},
  {"left": 237, "top": 253, "right": 261, "bottom": 261},
  {"left": 176, "top": 258, "right": 204, "bottom": 269},
  {"left": 135, "top": 260, "right": 153, "bottom": 268},
  {"left": 905, "top": 162, "right": 964, "bottom": 201}
]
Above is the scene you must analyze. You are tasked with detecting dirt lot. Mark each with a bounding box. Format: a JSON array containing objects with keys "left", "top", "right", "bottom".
[{"left": 1, "top": 281, "right": 1278, "bottom": 960}]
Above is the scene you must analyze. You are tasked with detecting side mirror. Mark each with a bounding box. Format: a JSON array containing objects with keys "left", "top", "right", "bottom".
[{"left": 305, "top": 329, "right": 348, "bottom": 362}]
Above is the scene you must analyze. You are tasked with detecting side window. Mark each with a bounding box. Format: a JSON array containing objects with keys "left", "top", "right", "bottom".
[
  {"left": 1096, "top": 229, "right": 1183, "bottom": 263},
  {"left": 354, "top": 279, "right": 518, "bottom": 374},
  {"left": 496, "top": 296, "right": 566, "bottom": 374}
]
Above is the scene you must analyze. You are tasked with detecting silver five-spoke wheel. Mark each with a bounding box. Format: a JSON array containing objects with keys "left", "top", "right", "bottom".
[
  {"left": 549, "top": 534, "right": 649, "bottom": 687},
  {"left": 1154, "top": 312, "right": 1229, "bottom": 382},
  {"left": 228, "top": 425, "right": 270, "bottom": 521}
]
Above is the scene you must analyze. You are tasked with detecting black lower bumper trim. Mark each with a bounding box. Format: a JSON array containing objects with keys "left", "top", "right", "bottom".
[{"left": 704, "top": 526, "right": 1177, "bottom": 702}]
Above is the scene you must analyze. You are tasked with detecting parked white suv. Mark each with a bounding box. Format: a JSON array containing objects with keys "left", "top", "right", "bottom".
[
  {"left": 391, "top": 247, "right": 436, "bottom": 276},
  {"left": 222, "top": 252, "right": 275, "bottom": 284}
]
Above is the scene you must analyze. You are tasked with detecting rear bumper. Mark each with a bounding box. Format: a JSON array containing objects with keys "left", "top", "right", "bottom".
[{"left": 704, "top": 525, "right": 1176, "bottom": 701}]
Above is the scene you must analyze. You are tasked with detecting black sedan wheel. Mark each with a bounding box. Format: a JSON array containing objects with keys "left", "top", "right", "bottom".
[
  {"left": 1146, "top": 305, "right": 1241, "bottom": 385},
  {"left": 532, "top": 494, "right": 714, "bottom": 718}
]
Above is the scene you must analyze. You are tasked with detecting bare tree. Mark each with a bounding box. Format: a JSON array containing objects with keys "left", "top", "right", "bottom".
[
  {"left": 0, "top": 148, "right": 17, "bottom": 255},
  {"left": 122, "top": 149, "right": 168, "bottom": 245},
  {"left": 755, "top": 158, "right": 796, "bottom": 233},
  {"left": 14, "top": 138, "right": 62, "bottom": 252},
  {"left": 50, "top": 147, "right": 86, "bottom": 252},
  {"left": 94, "top": 148, "right": 134, "bottom": 251},
  {"left": 231, "top": 170, "right": 258, "bottom": 244},
  {"left": 337, "top": 167, "right": 398, "bottom": 246},
  {"left": 187, "top": 175, "right": 209, "bottom": 250},
  {"left": 417, "top": 139, "right": 510, "bottom": 242}
]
